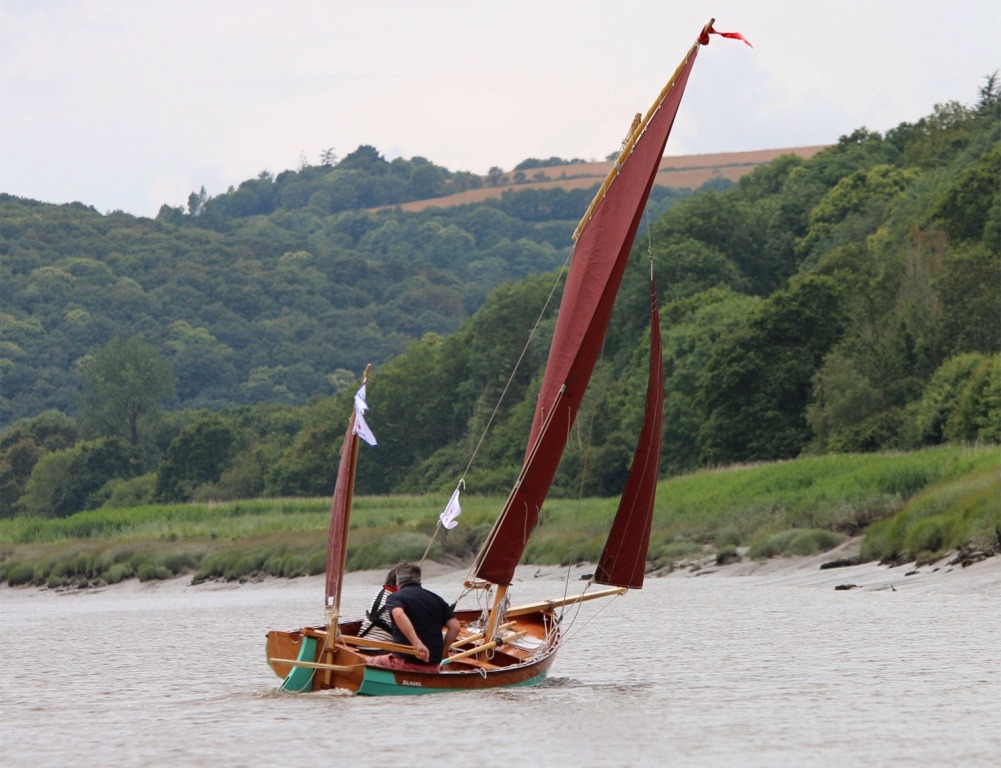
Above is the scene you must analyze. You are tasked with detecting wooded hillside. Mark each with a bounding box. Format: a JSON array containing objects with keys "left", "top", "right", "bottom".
[
  {"left": 1, "top": 81, "right": 997, "bottom": 519},
  {"left": 1, "top": 152, "right": 715, "bottom": 423}
]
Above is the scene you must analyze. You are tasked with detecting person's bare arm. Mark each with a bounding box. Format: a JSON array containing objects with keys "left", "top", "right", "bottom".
[
  {"left": 442, "top": 617, "right": 461, "bottom": 659},
  {"left": 390, "top": 606, "right": 429, "bottom": 661}
]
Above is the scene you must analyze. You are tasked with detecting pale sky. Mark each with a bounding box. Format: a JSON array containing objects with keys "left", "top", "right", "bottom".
[{"left": 2, "top": 1, "right": 998, "bottom": 219}]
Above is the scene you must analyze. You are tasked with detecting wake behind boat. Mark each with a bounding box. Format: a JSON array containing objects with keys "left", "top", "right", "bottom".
[{"left": 265, "top": 19, "right": 748, "bottom": 695}]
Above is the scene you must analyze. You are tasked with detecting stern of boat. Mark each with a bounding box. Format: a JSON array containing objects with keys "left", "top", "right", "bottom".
[{"left": 266, "top": 626, "right": 366, "bottom": 693}]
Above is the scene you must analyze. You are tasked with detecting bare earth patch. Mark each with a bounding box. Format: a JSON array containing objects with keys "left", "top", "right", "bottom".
[{"left": 388, "top": 146, "right": 828, "bottom": 212}]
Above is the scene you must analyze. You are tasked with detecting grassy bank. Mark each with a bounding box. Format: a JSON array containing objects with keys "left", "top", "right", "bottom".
[{"left": 1, "top": 444, "right": 996, "bottom": 588}]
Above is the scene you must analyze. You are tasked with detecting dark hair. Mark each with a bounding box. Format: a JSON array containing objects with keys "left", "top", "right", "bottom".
[
  {"left": 395, "top": 562, "right": 421, "bottom": 587},
  {"left": 384, "top": 568, "right": 398, "bottom": 587}
]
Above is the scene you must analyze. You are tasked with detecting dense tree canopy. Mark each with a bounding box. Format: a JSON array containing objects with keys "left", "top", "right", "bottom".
[
  {"left": 2, "top": 80, "right": 998, "bottom": 516},
  {"left": 0, "top": 155, "right": 689, "bottom": 425}
]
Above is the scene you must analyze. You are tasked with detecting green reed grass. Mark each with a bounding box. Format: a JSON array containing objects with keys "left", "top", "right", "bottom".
[
  {"left": 747, "top": 529, "right": 847, "bottom": 559},
  {"left": 860, "top": 463, "right": 1000, "bottom": 564},
  {"left": 657, "top": 444, "right": 996, "bottom": 544},
  {"left": 2, "top": 444, "right": 996, "bottom": 587}
]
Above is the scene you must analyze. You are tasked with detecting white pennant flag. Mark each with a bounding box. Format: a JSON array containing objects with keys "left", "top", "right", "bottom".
[
  {"left": 352, "top": 384, "right": 376, "bottom": 446},
  {"left": 353, "top": 410, "right": 377, "bottom": 446},
  {"left": 439, "top": 487, "right": 462, "bottom": 529},
  {"left": 354, "top": 383, "right": 369, "bottom": 414}
]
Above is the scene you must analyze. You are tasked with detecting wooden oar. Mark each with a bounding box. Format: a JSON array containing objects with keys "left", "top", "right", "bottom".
[
  {"left": 440, "top": 630, "right": 528, "bottom": 665},
  {"left": 305, "top": 627, "right": 417, "bottom": 656},
  {"left": 337, "top": 634, "right": 417, "bottom": 655},
  {"left": 450, "top": 621, "right": 516, "bottom": 649},
  {"left": 269, "top": 658, "right": 357, "bottom": 673}
]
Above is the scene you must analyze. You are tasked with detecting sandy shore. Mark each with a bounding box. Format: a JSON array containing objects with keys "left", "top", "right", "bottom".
[
  {"left": 6, "top": 539, "right": 998, "bottom": 600},
  {"left": 655, "top": 538, "right": 1001, "bottom": 595}
]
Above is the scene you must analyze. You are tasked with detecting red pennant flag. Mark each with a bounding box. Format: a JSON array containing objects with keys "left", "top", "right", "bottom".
[{"left": 699, "top": 21, "right": 753, "bottom": 48}]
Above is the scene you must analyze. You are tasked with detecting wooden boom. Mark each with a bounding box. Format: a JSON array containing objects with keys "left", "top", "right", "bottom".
[{"left": 506, "top": 586, "right": 627, "bottom": 617}]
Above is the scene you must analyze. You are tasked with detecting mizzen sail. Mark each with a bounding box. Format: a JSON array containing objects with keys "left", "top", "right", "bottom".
[{"left": 594, "top": 273, "right": 663, "bottom": 589}]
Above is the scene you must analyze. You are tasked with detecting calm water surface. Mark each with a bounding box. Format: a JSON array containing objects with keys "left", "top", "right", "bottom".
[{"left": 2, "top": 562, "right": 998, "bottom": 767}]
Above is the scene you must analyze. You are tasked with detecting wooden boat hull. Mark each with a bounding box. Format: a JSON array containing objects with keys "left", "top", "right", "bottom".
[
  {"left": 355, "top": 652, "right": 555, "bottom": 695},
  {"left": 266, "top": 607, "right": 559, "bottom": 696}
]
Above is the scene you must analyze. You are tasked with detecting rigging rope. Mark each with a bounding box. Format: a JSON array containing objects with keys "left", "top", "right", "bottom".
[
  {"left": 460, "top": 249, "right": 573, "bottom": 480},
  {"left": 457, "top": 248, "right": 575, "bottom": 589},
  {"left": 559, "top": 586, "right": 625, "bottom": 646}
]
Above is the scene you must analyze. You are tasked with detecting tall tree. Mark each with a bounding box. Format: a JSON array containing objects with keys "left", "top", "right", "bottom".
[
  {"left": 154, "top": 414, "right": 240, "bottom": 502},
  {"left": 79, "top": 335, "right": 174, "bottom": 445},
  {"left": 697, "top": 275, "right": 845, "bottom": 465},
  {"left": 0, "top": 411, "right": 77, "bottom": 517}
]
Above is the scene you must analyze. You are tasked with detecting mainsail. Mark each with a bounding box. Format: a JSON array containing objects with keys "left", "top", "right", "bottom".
[{"left": 473, "top": 39, "right": 701, "bottom": 586}]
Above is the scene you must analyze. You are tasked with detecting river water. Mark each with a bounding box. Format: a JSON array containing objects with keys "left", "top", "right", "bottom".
[{"left": 2, "top": 557, "right": 999, "bottom": 767}]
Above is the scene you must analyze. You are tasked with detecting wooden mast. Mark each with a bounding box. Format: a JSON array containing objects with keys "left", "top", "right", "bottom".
[
  {"left": 483, "top": 583, "right": 509, "bottom": 646},
  {"left": 323, "top": 363, "right": 371, "bottom": 647}
]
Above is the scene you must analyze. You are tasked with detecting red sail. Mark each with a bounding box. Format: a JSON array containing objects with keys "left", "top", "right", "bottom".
[
  {"left": 324, "top": 412, "right": 358, "bottom": 615},
  {"left": 594, "top": 274, "right": 663, "bottom": 589},
  {"left": 474, "top": 39, "right": 701, "bottom": 586}
]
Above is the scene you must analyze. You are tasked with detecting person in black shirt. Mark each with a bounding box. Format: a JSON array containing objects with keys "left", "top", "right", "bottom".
[{"left": 370, "top": 562, "right": 459, "bottom": 668}]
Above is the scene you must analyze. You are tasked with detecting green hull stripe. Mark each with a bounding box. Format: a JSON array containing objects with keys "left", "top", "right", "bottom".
[
  {"left": 357, "top": 667, "right": 548, "bottom": 696},
  {"left": 279, "top": 636, "right": 318, "bottom": 692}
]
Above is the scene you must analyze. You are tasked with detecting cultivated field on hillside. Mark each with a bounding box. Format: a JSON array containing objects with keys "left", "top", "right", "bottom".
[{"left": 393, "top": 146, "right": 827, "bottom": 211}]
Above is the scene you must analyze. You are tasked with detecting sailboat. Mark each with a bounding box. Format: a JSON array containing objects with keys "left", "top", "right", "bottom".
[{"left": 266, "top": 19, "right": 746, "bottom": 695}]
